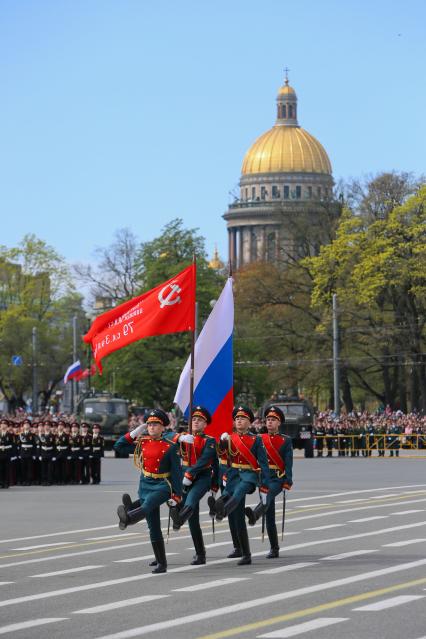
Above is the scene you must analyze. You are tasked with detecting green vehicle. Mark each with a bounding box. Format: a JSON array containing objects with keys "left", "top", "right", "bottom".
[
  {"left": 262, "top": 395, "right": 315, "bottom": 458},
  {"left": 78, "top": 393, "right": 129, "bottom": 450}
]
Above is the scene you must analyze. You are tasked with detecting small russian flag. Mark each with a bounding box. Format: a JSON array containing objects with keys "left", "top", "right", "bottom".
[
  {"left": 64, "top": 360, "right": 82, "bottom": 384},
  {"left": 174, "top": 278, "right": 234, "bottom": 440}
]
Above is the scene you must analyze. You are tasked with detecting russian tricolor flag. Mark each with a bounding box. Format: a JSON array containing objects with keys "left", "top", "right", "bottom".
[
  {"left": 174, "top": 278, "right": 234, "bottom": 440},
  {"left": 63, "top": 360, "right": 82, "bottom": 384}
]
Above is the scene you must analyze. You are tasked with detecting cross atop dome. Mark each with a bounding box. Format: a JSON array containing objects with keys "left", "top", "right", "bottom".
[{"left": 284, "top": 66, "right": 290, "bottom": 85}]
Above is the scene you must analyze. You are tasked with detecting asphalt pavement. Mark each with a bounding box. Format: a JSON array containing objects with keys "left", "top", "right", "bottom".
[{"left": 0, "top": 456, "right": 425, "bottom": 639}]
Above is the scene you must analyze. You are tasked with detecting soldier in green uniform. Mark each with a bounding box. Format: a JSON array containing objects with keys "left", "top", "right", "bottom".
[
  {"left": 114, "top": 409, "right": 182, "bottom": 574},
  {"left": 245, "top": 406, "right": 293, "bottom": 558},
  {"left": 169, "top": 406, "right": 217, "bottom": 565},
  {"left": 212, "top": 406, "right": 270, "bottom": 565}
]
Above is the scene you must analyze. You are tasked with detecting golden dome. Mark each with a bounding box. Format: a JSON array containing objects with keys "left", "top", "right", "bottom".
[
  {"left": 208, "top": 245, "right": 224, "bottom": 270},
  {"left": 241, "top": 126, "right": 332, "bottom": 176},
  {"left": 277, "top": 83, "right": 296, "bottom": 96}
]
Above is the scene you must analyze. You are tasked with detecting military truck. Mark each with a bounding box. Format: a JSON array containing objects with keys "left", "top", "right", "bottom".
[
  {"left": 78, "top": 393, "right": 129, "bottom": 450},
  {"left": 261, "top": 395, "right": 315, "bottom": 458}
]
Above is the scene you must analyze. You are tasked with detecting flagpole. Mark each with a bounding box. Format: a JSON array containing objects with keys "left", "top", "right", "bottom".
[{"left": 188, "top": 255, "right": 196, "bottom": 435}]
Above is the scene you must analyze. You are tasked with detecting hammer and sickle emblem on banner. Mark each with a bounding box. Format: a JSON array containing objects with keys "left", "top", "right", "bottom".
[{"left": 158, "top": 282, "right": 182, "bottom": 308}]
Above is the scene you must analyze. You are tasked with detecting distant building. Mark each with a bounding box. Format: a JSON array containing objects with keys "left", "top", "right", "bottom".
[{"left": 223, "top": 75, "right": 334, "bottom": 268}]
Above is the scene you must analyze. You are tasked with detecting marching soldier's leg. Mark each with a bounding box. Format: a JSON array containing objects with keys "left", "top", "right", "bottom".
[
  {"left": 265, "top": 499, "right": 279, "bottom": 558},
  {"left": 227, "top": 516, "right": 242, "bottom": 558},
  {"left": 232, "top": 502, "right": 251, "bottom": 566},
  {"left": 188, "top": 504, "right": 206, "bottom": 565},
  {"left": 145, "top": 507, "right": 167, "bottom": 574}
]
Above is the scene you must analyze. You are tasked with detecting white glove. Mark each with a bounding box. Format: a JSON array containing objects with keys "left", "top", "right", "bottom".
[
  {"left": 260, "top": 491, "right": 268, "bottom": 505},
  {"left": 220, "top": 432, "right": 230, "bottom": 441},
  {"left": 222, "top": 479, "right": 227, "bottom": 487},
  {"left": 52, "top": 457, "right": 56, "bottom": 462},
  {"left": 130, "top": 424, "right": 145, "bottom": 439},
  {"left": 179, "top": 433, "right": 194, "bottom": 444},
  {"left": 183, "top": 476, "right": 192, "bottom": 487},
  {"left": 167, "top": 498, "right": 179, "bottom": 507}
]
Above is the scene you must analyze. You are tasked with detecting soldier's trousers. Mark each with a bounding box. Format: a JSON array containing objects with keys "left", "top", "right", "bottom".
[
  {"left": 81, "top": 458, "right": 91, "bottom": 484},
  {"left": 20, "top": 457, "right": 33, "bottom": 484},
  {"left": 138, "top": 478, "right": 171, "bottom": 543},
  {"left": 40, "top": 458, "right": 54, "bottom": 484},
  {"left": 91, "top": 458, "right": 101, "bottom": 483},
  {"left": 0, "top": 458, "right": 10, "bottom": 487},
  {"left": 265, "top": 478, "right": 283, "bottom": 545},
  {"left": 182, "top": 474, "right": 210, "bottom": 543}
]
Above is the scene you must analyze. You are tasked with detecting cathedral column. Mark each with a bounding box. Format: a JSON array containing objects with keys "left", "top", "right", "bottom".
[
  {"left": 238, "top": 228, "right": 244, "bottom": 268},
  {"left": 243, "top": 227, "right": 251, "bottom": 264}
]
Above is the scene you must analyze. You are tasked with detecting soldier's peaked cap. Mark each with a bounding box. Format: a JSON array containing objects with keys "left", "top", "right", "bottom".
[
  {"left": 146, "top": 409, "right": 169, "bottom": 427},
  {"left": 233, "top": 405, "right": 255, "bottom": 423},
  {"left": 191, "top": 406, "right": 211, "bottom": 424},
  {"left": 265, "top": 405, "right": 285, "bottom": 423}
]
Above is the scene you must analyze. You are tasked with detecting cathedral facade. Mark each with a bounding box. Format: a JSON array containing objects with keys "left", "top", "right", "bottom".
[{"left": 223, "top": 76, "right": 334, "bottom": 268}]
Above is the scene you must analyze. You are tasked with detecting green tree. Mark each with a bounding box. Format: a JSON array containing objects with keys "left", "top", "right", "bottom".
[
  {"left": 0, "top": 236, "right": 85, "bottom": 411},
  {"left": 307, "top": 184, "right": 426, "bottom": 411}
]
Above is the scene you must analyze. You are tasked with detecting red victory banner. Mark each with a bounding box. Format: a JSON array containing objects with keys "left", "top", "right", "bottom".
[{"left": 84, "top": 264, "right": 196, "bottom": 372}]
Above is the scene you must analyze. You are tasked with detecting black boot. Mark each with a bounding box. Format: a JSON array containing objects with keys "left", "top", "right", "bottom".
[
  {"left": 190, "top": 529, "right": 206, "bottom": 565},
  {"left": 169, "top": 504, "right": 183, "bottom": 531},
  {"left": 236, "top": 527, "right": 251, "bottom": 565},
  {"left": 266, "top": 525, "right": 279, "bottom": 558},
  {"left": 227, "top": 520, "right": 242, "bottom": 558},
  {"left": 214, "top": 495, "right": 228, "bottom": 521},
  {"left": 245, "top": 501, "right": 265, "bottom": 526},
  {"left": 122, "top": 493, "right": 140, "bottom": 510},
  {"left": 207, "top": 495, "right": 216, "bottom": 517},
  {"left": 117, "top": 504, "right": 146, "bottom": 530},
  {"left": 151, "top": 539, "right": 167, "bottom": 574},
  {"left": 172, "top": 505, "right": 193, "bottom": 531}
]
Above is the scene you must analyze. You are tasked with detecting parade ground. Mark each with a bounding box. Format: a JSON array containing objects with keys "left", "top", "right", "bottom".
[{"left": 1, "top": 458, "right": 425, "bottom": 639}]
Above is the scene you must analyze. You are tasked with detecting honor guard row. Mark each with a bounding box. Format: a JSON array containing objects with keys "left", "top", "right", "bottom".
[
  {"left": 114, "top": 404, "right": 293, "bottom": 574},
  {"left": 0, "top": 418, "right": 104, "bottom": 488}
]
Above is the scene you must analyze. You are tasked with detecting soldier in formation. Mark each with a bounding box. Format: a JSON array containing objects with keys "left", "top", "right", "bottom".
[{"left": 0, "top": 417, "right": 104, "bottom": 486}]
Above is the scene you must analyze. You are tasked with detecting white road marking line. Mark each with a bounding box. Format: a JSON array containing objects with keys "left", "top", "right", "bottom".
[
  {"left": 257, "top": 617, "right": 349, "bottom": 638},
  {"left": 348, "top": 516, "right": 388, "bottom": 523},
  {"left": 172, "top": 577, "right": 249, "bottom": 592},
  {"left": 353, "top": 594, "right": 425, "bottom": 611},
  {"left": 281, "top": 497, "right": 426, "bottom": 525},
  {"left": 255, "top": 562, "right": 316, "bottom": 575},
  {"left": 287, "top": 485, "right": 426, "bottom": 503},
  {"left": 74, "top": 594, "right": 169, "bottom": 614},
  {"left": 297, "top": 504, "right": 330, "bottom": 508},
  {"left": 306, "top": 524, "right": 345, "bottom": 531},
  {"left": 321, "top": 550, "right": 378, "bottom": 561},
  {"left": 91, "top": 558, "right": 426, "bottom": 638},
  {"left": 383, "top": 539, "right": 426, "bottom": 547},
  {"left": 0, "top": 618, "right": 68, "bottom": 635},
  {"left": 392, "top": 510, "right": 425, "bottom": 515},
  {"left": 371, "top": 494, "right": 399, "bottom": 499},
  {"left": 12, "top": 542, "right": 74, "bottom": 551},
  {"left": 115, "top": 553, "right": 178, "bottom": 563},
  {"left": 29, "top": 565, "right": 104, "bottom": 578},
  {"left": 196, "top": 542, "right": 230, "bottom": 549},
  {"left": 0, "top": 525, "right": 117, "bottom": 545},
  {"left": 0, "top": 540, "right": 153, "bottom": 569},
  {"left": 86, "top": 533, "right": 141, "bottom": 541},
  {"left": 0, "top": 582, "right": 13, "bottom": 585},
  {"left": 337, "top": 499, "right": 366, "bottom": 503}
]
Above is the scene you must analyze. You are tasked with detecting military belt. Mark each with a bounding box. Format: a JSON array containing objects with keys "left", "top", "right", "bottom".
[
  {"left": 142, "top": 470, "right": 170, "bottom": 479},
  {"left": 21, "top": 444, "right": 33, "bottom": 448},
  {"left": 231, "top": 462, "right": 259, "bottom": 471},
  {"left": 41, "top": 446, "right": 53, "bottom": 451},
  {"left": 71, "top": 447, "right": 80, "bottom": 451},
  {"left": 57, "top": 446, "right": 68, "bottom": 450}
]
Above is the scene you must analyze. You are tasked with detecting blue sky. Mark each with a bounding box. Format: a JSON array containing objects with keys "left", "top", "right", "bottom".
[{"left": 1, "top": 0, "right": 425, "bottom": 268}]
